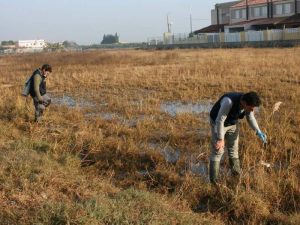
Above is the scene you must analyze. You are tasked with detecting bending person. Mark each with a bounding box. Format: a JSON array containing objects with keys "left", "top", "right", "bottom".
[{"left": 209, "top": 91, "right": 266, "bottom": 185}]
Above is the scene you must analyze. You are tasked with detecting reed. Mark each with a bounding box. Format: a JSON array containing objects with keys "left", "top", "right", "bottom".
[{"left": 0, "top": 48, "right": 299, "bottom": 224}]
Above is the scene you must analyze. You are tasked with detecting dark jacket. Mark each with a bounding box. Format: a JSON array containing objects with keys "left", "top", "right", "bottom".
[
  {"left": 29, "top": 69, "right": 46, "bottom": 98},
  {"left": 210, "top": 92, "right": 245, "bottom": 126}
]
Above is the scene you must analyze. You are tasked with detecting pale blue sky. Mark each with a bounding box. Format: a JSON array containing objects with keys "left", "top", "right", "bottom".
[{"left": 0, "top": 0, "right": 234, "bottom": 44}]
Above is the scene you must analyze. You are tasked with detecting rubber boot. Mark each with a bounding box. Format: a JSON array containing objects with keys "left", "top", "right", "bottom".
[
  {"left": 229, "top": 158, "right": 241, "bottom": 176},
  {"left": 209, "top": 160, "right": 220, "bottom": 185}
]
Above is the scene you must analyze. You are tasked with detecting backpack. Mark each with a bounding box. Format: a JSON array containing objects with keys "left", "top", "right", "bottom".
[{"left": 22, "top": 76, "right": 32, "bottom": 96}]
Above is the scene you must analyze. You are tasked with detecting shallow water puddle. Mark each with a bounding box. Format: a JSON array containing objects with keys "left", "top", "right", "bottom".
[
  {"left": 147, "top": 142, "right": 208, "bottom": 178},
  {"left": 185, "top": 154, "right": 208, "bottom": 178},
  {"left": 161, "top": 101, "right": 213, "bottom": 117},
  {"left": 148, "top": 142, "right": 180, "bottom": 164},
  {"left": 51, "top": 95, "right": 95, "bottom": 108}
]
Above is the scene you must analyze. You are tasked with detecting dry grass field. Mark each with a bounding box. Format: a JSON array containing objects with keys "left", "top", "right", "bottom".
[{"left": 0, "top": 48, "right": 299, "bottom": 224}]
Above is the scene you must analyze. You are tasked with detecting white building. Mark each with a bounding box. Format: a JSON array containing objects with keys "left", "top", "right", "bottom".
[{"left": 18, "top": 40, "right": 46, "bottom": 49}]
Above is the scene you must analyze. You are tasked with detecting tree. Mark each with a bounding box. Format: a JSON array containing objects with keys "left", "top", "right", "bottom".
[
  {"left": 62, "top": 41, "right": 78, "bottom": 48},
  {"left": 101, "top": 33, "right": 119, "bottom": 44},
  {"left": 1, "top": 40, "right": 16, "bottom": 46}
]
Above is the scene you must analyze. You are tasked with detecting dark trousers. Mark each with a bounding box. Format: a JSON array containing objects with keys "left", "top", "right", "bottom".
[{"left": 33, "top": 94, "right": 51, "bottom": 121}]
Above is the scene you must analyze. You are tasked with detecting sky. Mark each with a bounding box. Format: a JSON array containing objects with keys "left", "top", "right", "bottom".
[{"left": 0, "top": 0, "right": 235, "bottom": 45}]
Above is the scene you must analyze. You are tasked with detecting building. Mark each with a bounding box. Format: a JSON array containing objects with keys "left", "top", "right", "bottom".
[
  {"left": 212, "top": 1, "right": 241, "bottom": 25},
  {"left": 227, "top": 0, "right": 300, "bottom": 32},
  {"left": 195, "top": 1, "right": 241, "bottom": 34},
  {"left": 195, "top": 0, "right": 300, "bottom": 34},
  {"left": 18, "top": 40, "right": 46, "bottom": 49}
]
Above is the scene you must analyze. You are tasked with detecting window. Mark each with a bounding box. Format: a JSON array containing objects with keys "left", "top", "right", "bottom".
[
  {"left": 262, "top": 6, "right": 268, "bottom": 16},
  {"left": 254, "top": 7, "right": 260, "bottom": 17},
  {"left": 275, "top": 4, "right": 283, "bottom": 15},
  {"left": 253, "top": 6, "right": 268, "bottom": 17},
  {"left": 235, "top": 10, "right": 240, "bottom": 19},
  {"left": 283, "top": 3, "right": 291, "bottom": 14},
  {"left": 242, "top": 9, "right": 246, "bottom": 19},
  {"left": 234, "top": 9, "right": 247, "bottom": 19}
]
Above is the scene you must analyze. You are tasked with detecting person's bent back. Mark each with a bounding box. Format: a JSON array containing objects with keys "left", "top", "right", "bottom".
[{"left": 29, "top": 64, "right": 52, "bottom": 122}]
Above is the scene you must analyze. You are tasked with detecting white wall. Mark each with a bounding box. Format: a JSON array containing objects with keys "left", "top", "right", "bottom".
[{"left": 18, "top": 40, "right": 46, "bottom": 49}]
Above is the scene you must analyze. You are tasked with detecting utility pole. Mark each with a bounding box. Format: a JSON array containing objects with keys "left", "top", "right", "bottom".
[{"left": 190, "top": 7, "right": 193, "bottom": 35}]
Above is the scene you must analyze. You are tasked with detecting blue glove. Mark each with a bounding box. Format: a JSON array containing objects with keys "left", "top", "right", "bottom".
[{"left": 256, "top": 131, "right": 267, "bottom": 144}]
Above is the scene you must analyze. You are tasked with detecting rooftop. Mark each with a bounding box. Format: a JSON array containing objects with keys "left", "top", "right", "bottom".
[
  {"left": 227, "top": 14, "right": 300, "bottom": 27},
  {"left": 231, "top": 0, "right": 281, "bottom": 8},
  {"left": 215, "top": 1, "right": 241, "bottom": 8},
  {"left": 194, "top": 24, "right": 227, "bottom": 34}
]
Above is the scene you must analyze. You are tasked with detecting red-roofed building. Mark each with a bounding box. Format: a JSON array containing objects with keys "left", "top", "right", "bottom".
[
  {"left": 231, "top": 0, "right": 281, "bottom": 8},
  {"left": 194, "top": 1, "right": 240, "bottom": 34},
  {"left": 195, "top": 0, "right": 300, "bottom": 34},
  {"left": 228, "top": 0, "right": 300, "bottom": 32}
]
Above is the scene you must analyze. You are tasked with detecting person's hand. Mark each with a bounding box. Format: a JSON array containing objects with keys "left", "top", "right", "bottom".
[
  {"left": 215, "top": 139, "right": 225, "bottom": 150},
  {"left": 256, "top": 131, "right": 267, "bottom": 143}
]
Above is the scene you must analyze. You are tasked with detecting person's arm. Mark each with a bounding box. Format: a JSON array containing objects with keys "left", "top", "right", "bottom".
[
  {"left": 215, "top": 97, "right": 232, "bottom": 139},
  {"left": 246, "top": 112, "right": 267, "bottom": 143},
  {"left": 33, "top": 74, "right": 43, "bottom": 101},
  {"left": 246, "top": 111, "right": 260, "bottom": 132}
]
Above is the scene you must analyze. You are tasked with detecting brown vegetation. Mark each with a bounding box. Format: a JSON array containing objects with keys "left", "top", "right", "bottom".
[{"left": 0, "top": 48, "right": 299, "bottom": 224}]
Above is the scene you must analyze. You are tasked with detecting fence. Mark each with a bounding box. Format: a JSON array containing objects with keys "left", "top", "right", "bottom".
[{"left": 148, "top": 28, "right": 300, "bottom": 45}]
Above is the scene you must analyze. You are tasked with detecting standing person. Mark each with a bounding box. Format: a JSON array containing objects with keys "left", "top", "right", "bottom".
[
  {"left": 29, "top": 64, "right": 52, "bottom": 122},
  {"left": 209, "top": 92, "right": 266, "bottom": 185}
]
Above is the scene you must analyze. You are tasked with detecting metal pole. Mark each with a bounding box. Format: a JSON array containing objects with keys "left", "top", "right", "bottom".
[
  {"left": 267, "top": 0, "right": 270, "bottom": 18},
  {"left": 216, "top": 4, "right": 219, "bottom": 27},
  {"left": 270, "top": 0, "right": 273, "bottom": 18},
  {"left": 190, "top": 12, "right": 193, "bottom": 34},
  {"left": 189, "top": 6, "right": 193, "bottom": 36},
  {"left": 246, "top": 0, "right": 249, "bottom": 20}
]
